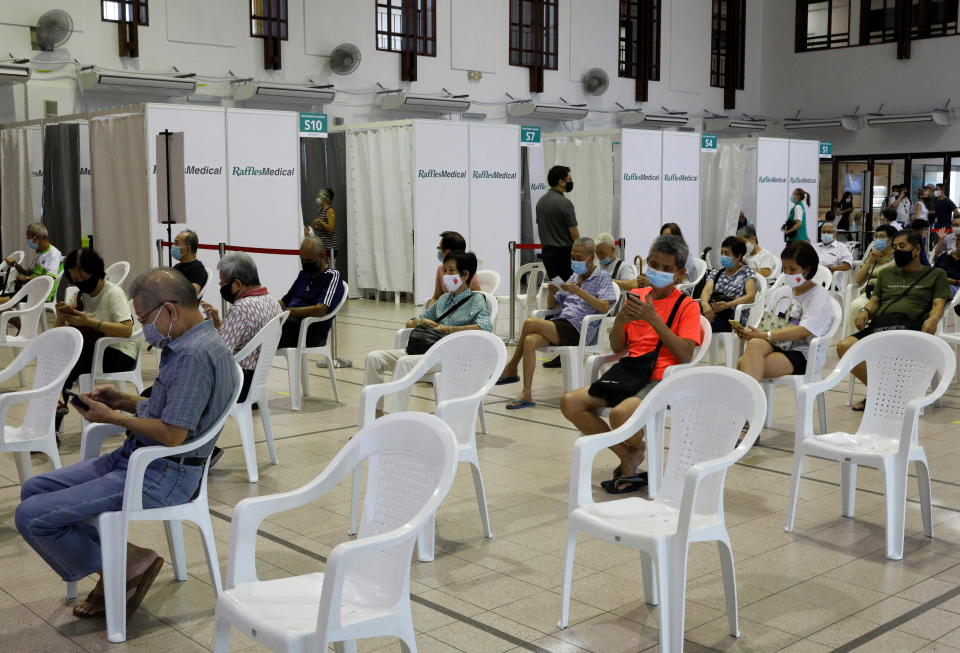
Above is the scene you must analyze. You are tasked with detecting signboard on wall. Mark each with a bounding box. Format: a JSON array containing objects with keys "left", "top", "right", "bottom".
[
  {"left": 789, "top": 139, "right": 821, "bottom": 242},
  {"left": 520, "top": 126, "right": 541, "bottom": 147},
  {"left": 299, "top": 112, "right": 328, "bottom": 138},
  {"left": 756, "top": 137, "right": 791, "bottom": 252},
  {"left": 661, "top": 131, "right": 702, "bottom": 254},
  {"left": 619, "top": 129, "right": 662, "bottom": 263}
]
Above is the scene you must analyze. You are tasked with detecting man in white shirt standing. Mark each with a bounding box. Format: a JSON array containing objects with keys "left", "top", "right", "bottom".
[
  {"left": 814, "top": 222, "right": 853, "bottom": 289},
  {"left": 738, "top": 226, "right": 778, "bottom": 279},
  {"left": 889, "top": 185, "right": 912, "bottom": 227}
]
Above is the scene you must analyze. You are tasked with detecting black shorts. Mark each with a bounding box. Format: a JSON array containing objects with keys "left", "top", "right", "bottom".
[
  {"left": 851, "top": 324, "right": 918, "bottom": 341},
  {"left": 772, "top": 347, "right": 807, "bottom": 375},
  {"left": 540, "top": 245, "right": 573, "bottom": 280},
  {"left": 550, "top": 318, "right": 580, "bottom": 346}
]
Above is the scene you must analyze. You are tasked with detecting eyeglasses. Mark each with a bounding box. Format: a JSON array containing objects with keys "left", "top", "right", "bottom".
[{"left": 136, "top": 300, "right": 178, "bottom": 323}]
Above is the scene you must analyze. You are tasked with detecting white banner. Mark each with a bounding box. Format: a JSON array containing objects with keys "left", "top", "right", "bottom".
[
  {"left": 756, "top": 137, "right": 791, "bottom": 253},
  {"left": 619, "top": 129, "right": 662, "bottom": 264},
  {"left": 788, "top": 139, "right": 820, "bottom": 243},
  {"left": 413, "top": 121, "right": 469, "bottom": 301},
  {"left": 27, "top": 125, "right": 42, "bottom": 223},
  {"left": 144, "top": 105, "right": 227, "bottom": 280},
  {"left": 468, "top": 124, "right": 519, "bottom": 294},
  {"left": 226, "top": 109, "right": 302, "bottom": 301},
  {"left": 77, "top": 122, "right": 93, "bottom": 239},
  {"left": 527, "top": 143, "right": 547, "bottom": 244},
  {"left": 661, "top": 131, "right": 702, "bottom": 255}
]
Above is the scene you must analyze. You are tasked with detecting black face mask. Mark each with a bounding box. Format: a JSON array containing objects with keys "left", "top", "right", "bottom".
[
  {"left": 301, "top": 259, "right": 319, "bottom": 274},
  {"left": 893, "top": 248, "right": 915, "bottom": 268},
  {"left": 219, "top": 282, "right": 236, "bottom": 304},
  {"left": 72, "top": 275, "right": 100, "bottom": 295},
  {"left": 564, "top": 180, "right": 574, "bottom": 193}
]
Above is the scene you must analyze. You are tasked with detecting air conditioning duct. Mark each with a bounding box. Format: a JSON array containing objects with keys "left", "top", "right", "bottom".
[
  {"left": 379, "top": 92, "right": 471, "bottom": 114},
  {"left": 507, "top": 101, "right": 589, "bottom": 121},
  {"left": 618, "top": 110, "right": 689, "bottom": 127},
  {"left": 866, "top": 110, "right": 951, "bottom": 127},
  {"left": 232, "top": 82, "right": 336, "bottom": 105},
  {"left": 0, "top": 64, "right": 31, "bottom": 84},
  {"left": 78, "top": 69, "right": 197, "bottom": 96},
  {"left": 783, "top": 116, "right": 862, "bottom": 131},
  {"left": 703, "top": 116, "right": 767, "bottom": 132}
]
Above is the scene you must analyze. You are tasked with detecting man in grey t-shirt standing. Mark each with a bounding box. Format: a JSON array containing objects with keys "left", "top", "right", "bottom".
[{"left": 537, "top": 165, "right": 580, "bottom": 280}]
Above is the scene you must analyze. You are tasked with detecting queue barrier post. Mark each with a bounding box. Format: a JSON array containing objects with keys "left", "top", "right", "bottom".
[
  {"left": 155, "top": 239, "right": 164, "bottom": 266},
  {"left": 507, "top": 241, "right": 517, "bottom": 345},
  {"left": 218, "top": 242, "right": 227, "bottom": 315}
]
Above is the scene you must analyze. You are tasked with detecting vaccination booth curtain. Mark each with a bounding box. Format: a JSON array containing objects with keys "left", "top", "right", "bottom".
[
  {"left": 90, "top": 114, "right": 151, "bottom": 276},
  {"left": 300, "top": 132, "right": 348, "bottom": 276},
  {"left": 701, "top": 141, "right": 749, "bottom": 267},
  {"left": 543, "top": 133, "right": 615, "bottom": 239},
  {"left": 42, "top": 123, "right": 82, "bottom": 253},
  {"left": 0, "top": 128, "right": 35, "bottom": 255},
  {"left": 346, "top": 125, "right": 413, "bottom": 296}
]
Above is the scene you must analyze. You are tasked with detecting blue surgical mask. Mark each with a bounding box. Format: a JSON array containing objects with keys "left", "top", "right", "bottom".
[
  {"left": 437, "top": 250, "right": 444, "bottom": 262},
  {"left": 571, "top": 260, "right": 588, "bottom": 276},
  {"left": 821, "top": 233, "right": 835, "bottom": 245},
  {"left": 143, "top": 304, "right": 175, "bottom": 349},
  {"left": 646, "top": 268, "right": 675, "bottom": 288},
  {"left": 26, "top": 239, "right": 38, "bottom": 250},
  {"left": 875, "top": 238, "right": 888, "bottom": 251},
  {"left": 599, "top": 257, "right": 613, "bottom": 266},
  {"left": 170, "top": 245, "right": 182, "bottom": 261},
  {"left": 719, "top": 255, "right": 734, "bottom": 269}
]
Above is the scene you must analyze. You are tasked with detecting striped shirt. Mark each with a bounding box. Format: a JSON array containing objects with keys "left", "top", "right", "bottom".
[
  {"left": 282, "top": 267, "right": 343, "bottom": 309},
  {"left": 219, "top": 291, "right": 282, "bottom": 370},
  {"left": 419, "top": 289, "right": 492, "bottom": 331}
]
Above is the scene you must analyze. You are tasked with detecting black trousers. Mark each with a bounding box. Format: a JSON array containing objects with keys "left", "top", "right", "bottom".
[
  {"left": 541, "top": 245, "right": 573, "bottom": 280},
  {"left": 278, "top": 317, "right": 329, "bottom": 349},
  {"left": 63, "top": 346, "right": 136, "bottom": 397}
]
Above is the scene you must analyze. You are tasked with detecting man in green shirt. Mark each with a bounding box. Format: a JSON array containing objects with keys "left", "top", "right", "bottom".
[
  {"left": 2, "top": 222, "right": 63, "bottom": 303},
  {"left": 837, "top": 229, "right": 951, "bottom": 410}
]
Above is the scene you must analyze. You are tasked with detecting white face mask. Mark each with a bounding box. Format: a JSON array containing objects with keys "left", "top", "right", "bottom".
[
  {"left": 935, "top": 190, "right": 943, "bottom": 198},
  {"left": 442, "top": 274, "right": 463, "bottom": 293},
  {"left": 953, "top": 227, "right": 960, "bottom": 235},
  {"left": 784, "top": 273, "right": 806, "bottom": 289}
]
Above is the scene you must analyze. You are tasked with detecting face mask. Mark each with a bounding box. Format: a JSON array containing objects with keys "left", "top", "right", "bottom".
[
  {"left": 143, "top": 304, "right": 175, "bottom": 349},
  {"left": 437, "top": 250, "right": 444, "bottom": 263},
  {"left": 599, "top": 256, "right": 613, "bottom": 266},
  {"left": 442, "top": 274, "right": 463, "bottom": 293},
  {"left": 72, "top": 275, "right": 100, "bottom": 295},
  {"left": 219, "top": 282, "right": 236, "bottom": 304},
  {"left": 784, "top": 273, "right": 806, "bottom": 288},
  {"left": 170, "top": 245, "right": 182, "bottom": 261},
  {"left": 719, "top": 255, "right": 734, "bottom": 268},
  {"left": 821, "top": 233, "right": 835, "bottom": 245},
  {"left": 874, "top": 238, "right": 888, "bottom": 251},
  {"left": 315, "top": 197, "right": 323, "bottom": 206},
  {"left": 301, "top": 259, "right": 319, "bottom": 275},
  {"left": 935, "top": 190, "right": 943, "bottom": 198},
  {"left": 952, "top": 227, "right": 960, "bottom": 235},
  {"left": 571, "top": 260, "right": 588, "bottom": 276},
  {"left": 646, "top": 268, "right": 675, "bottom": 288},
  {"left": 564, "top": 181, "right": 574, "bottom": 193},
  {"left": 26, "top": 239, "right": 37, "bottom": 250},
  {"left": 894, "top": 249, "right": 914, "bottom": 267}
]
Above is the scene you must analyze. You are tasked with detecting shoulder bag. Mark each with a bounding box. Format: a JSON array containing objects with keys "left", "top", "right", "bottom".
[
  {"left": 405, "top": 294, "right": 474, "bottom": 355},
  {"left": 868, "top": 267, "right": 934, "bottom": 332}
]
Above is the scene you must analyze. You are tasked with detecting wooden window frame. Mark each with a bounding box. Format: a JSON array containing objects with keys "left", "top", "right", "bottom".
[
  {"left": 795, "top": 0, "right": 851, "bottom": 51},
  {"left": 101, "top": 0, "right": 148, "bottom": 26},
  {"left": 711, "top": 0, "right": 746, "bottom": 92},
  {"left": 250, "top": 0, "right": 289, "bottom": 41},
  {"left": 509, "top": 0, "right": 560, "bottom": 93},
  {"left": 617, "top": 0, "right": 661, "bottom": 102},
  {"left": 375, "top": 0, "right": 437, "bottom": 57},
  {"left": 860, "top": 0, "right": 958, "bottom": 57}
]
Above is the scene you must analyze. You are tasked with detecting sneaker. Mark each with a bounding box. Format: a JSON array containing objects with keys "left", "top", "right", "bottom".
[{"left": 543, "top": 356, "right": 562, "bottom": 369}]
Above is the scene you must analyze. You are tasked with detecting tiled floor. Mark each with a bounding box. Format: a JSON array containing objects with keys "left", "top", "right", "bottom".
[{"left": 2, "top": 297, "right": 960, "bottom": 651}]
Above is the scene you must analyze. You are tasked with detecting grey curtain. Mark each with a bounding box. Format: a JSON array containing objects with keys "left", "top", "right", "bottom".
[
  {"left": 300, "top": 133, "right": 348, "bottom": 276},
  {"left": 42, "top": 123, "right": 82, "bottom": 252},
  {"left": 0, "top": 128, "right": 35, "bottom": 256}
]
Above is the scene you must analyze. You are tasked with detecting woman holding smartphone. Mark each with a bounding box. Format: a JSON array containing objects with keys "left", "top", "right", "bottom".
[{"left": 699, "top": 236, "right": 757, "bottom": 333}]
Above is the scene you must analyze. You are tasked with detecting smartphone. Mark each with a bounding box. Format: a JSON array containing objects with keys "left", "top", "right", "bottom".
[
  {"left": 63, "top": 390, "right": 90, "bottom": 412},
  {"left": 728, "top": 319, "right": 743, "bottom": 329}
]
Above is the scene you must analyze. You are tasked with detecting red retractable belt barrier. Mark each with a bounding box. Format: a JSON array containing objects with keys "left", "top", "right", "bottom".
[
  {"left": 159, "top": 241, "right": 300, "bottom": 256},
  {"left": 511, "top": 239, "right": 624, "bottom": 250}
]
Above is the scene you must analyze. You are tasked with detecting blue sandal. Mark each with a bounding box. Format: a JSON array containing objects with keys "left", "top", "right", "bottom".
[{"left": 506, "top": 399, "right": 536, "bottom": 410}]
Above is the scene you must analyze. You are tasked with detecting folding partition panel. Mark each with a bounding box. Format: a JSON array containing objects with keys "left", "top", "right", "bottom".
[
  {"left": 788, "top": 139, "right": 821, "bottom": 242},
  {"left": 661, "top": 131, "right": 702, "bottom": 256},
  {"left": 619, "top": 128, "right": 663, "bottom": 263},
  {"left": 756, "top": 138, "right": 791, "bottom": 253}
]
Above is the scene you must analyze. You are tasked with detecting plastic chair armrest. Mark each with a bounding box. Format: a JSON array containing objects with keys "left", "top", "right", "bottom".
[
  {"left": 80, "top": 423, "right": 127, "bottom": 460},
  {"left": 358, "top": 353, "right": 438, "bottom": 425},
  {"left": 0, "top": 349, "right": 29, "bottom": 384},
  {"left": 0, "top": 284, "right": 28, "bottom": 310},
  {"left": 90, "top": 336, "right": 137, "bottom": 377},
  {"left": 569, "top": 411, "right": 651, "bottom": 508},
  {"left": 579, "top": 314, "right": 604, "bottom": 347},
  {"left": 394, "top": 328, "right": 413, "bottom": 349}
]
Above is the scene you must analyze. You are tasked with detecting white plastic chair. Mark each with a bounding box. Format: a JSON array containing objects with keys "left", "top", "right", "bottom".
[
  {"left": 0, "top": 250, "right": 24, "bottom": 293},
  {"left": 67, "top": 363, "right": 244, "bottom": 643},
  {"left": 275, "top": 282, "right": 348, "bottom": 411},
  {"left": 498, "top": 262, "right": 546, "bottom": 332},
  {"left": 394, "top": 291, "right": 499, "bottom": 434},
  {"left": 213, "top": 412, "right": 458, "bottom": 653},
  {"left": 559, "top": 367, "right": 766, "bottom": 652},
  {"left": 532, "top": 284, "right": 621, "bottom": 392},
  {"left": 41, "top": 270, "right": 65, "bottom": 330},
  {"left": 762, "top": 256, "right": 783, "bottom": 287},
  {"left": 786, "top": 332, "right": 955, "bottom": 560},
  {"left": 677, "top": 258, "right": 707, "bottom": 294},
  {"left": 199, "top": 265, "right": 215, "bottom": 299},
  {"left": 0, "top": 275, "right": 54, "bottom": 385},
  {"left": 77, "top": 300, "right": 145, "bottom": 397},
  {"left": 584, "top": 315, "right": 712, "bottom": 499},
  {"left": 229, "top": 311, "right": 288, "bottom": 483},
  {"left": 351, "top": 330, "right": 506, "bottom": 560},
  {"left": 708, "top": 279, "right": 765, "bottom": 368},
  {"left": 762, "top": 297, "right": 842, "bottom": 433},
  {"left": 105, "top": 260, "right": 131, "bottom": 287},
  {"left": 0, "top": 327, "right": 82, "bottom": 482},
  {"left": 475, "top": 269, "right": 501, "bottom": 294}
]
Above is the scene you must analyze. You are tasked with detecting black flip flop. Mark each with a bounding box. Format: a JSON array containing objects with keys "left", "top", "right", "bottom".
[
  {"left": 126, "top": 556, "right": 164, "bottom": 617},
  {"left": 601, "top": 472, "right": 648, "bottom": 494},
  {"left": 496, "top": 375, "right": 520, "bottom": 386}
]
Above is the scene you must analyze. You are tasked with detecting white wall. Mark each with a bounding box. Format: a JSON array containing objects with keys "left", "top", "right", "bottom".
[{"left": 0, "top": 0, "right": 771, "bottom": 130}]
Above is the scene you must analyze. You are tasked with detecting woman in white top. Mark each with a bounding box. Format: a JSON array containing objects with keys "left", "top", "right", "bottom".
[
  {"left": 734, "top": 242, "right": 834, "bottom": 381},
  {"left": 915, "top": 187, "right": 930, "bottom": 222}
]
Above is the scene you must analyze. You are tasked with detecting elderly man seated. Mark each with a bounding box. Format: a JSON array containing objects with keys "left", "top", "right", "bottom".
[
  {"left": 278, "top": 237, "right": 346, "bottom": 350},
  {"left": 15, "top": 269, "right": 237, "bottom": 620},
  {"left": 497, "top": 237, "right": 617, "bottom": 410},
  {"left": 595, "top": 232, "right": 639, "bottom": 291},
  {"left": 364, "top": 251, "right": 491, "bottom": 416},
  {"left": 1, "top": 222, "right": 62, "bottom": 303}
]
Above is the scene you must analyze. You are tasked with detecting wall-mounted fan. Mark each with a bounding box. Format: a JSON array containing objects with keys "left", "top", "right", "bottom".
[
  {"left": 581, "top": 68, "right": 609, "bottom": 96},
  {"left": 34, "top": 9, "right": 74, "bottom": 51},
  {"left": 329, "top": 43, "right": 361, "bottom": 75}
]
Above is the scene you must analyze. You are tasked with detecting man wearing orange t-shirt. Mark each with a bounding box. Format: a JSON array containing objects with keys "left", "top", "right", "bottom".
[{"left": 560, "top": 235, "right": 703, "bottom": 493}]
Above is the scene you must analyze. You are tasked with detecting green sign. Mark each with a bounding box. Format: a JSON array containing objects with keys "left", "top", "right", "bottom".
[
  {"left": 701, "top": 133, "right": 718, "bottom": 152},
  {"left": 819, "top": 142, "right": 832, "bottom": 158},
  {"left": 520, "top": 126, "right": 541, "bottom": 147},
  {"left": 299, "top": 113, "right": 328, "bottom": 138}
]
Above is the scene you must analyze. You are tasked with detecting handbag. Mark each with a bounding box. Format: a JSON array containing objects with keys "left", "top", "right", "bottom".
[
  {"left": 587, "top": 293, "right": 687, "bottom": 407},
  {"left": 757, "top": 295, "right": 797, "bottom": 333},
  {"left": 405, "top": 294, "right": 474, "bottom": 355}
]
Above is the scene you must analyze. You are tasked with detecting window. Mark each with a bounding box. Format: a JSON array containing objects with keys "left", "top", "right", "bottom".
[
  {"left": 250, "top": 0, "right": 288, "bottom": 40},
  {"left": 861, "top": 0, "right": 958, "bottom": 44},
  {"left": 711, "top": 0, "right": 745, "bottom": 90},
  {"left": 376, "top": 0, "right": 436, "bottom": 56},
  {"left": 101, "top": 0, "right": 148, "bottom": 25},
  {"left": 618, "top": 0, "right": 660, "bottom": 81},
  {"left": 795, "top": 0, "right": 850, "bottom": 50},
  {"left": 509, "top": 0, "right": 559, "bottom": 70}
]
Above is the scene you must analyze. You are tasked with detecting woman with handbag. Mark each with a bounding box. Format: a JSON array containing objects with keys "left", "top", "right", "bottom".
[
  {"left": 733, "top": 241, "right": 834, "bottom": 382},
  {"left": 362, "top": 251, "right": 492, "bottom": 417},
  {"left": 559, "top": 235, "right": 703, "bottom": 494},
  {"left": 700, "top": 236, "right": 757, "bottom": 333}
]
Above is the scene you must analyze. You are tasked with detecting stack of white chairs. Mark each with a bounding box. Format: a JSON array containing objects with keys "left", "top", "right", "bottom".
[
  {"left": 474, "top": 269, "right": 501, "bottom": 294},
  {"left": 497, "top": 262, "right": 545, "bottom": 336},
  {"left": 105, "top": 260, "right": 131, "bottom": 287},
  {"left": 0, "top": 251, "right": 24, "bottom": 293},
  {"left": 0, "top": 275, "right": 55, "bottom": 386}
]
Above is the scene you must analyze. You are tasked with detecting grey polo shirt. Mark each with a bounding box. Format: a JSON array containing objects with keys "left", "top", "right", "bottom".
[
  {"left": 134, "top": 320, "right": 237, "bottom": 458},
  {"left": 536, "top": 188, "right": 577, "bottom": 247}
]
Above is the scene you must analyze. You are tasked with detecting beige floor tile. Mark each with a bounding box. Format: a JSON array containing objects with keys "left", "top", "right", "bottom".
[
  {"left": 491, "top": 590, "right": 602, "bottom": 634},
  {"left": 427, "top": 611, "right": 546, "bottom": 653},
  {"left": 439, "top": 571, "right": 543, "bottom": 611},
  {"left": 897, "top": 608, "right": 960, "bottom": 641},
  {"left": 552, "top": 613, "right": 660, "bottom": 653},
  {"left": 684, "top": 615, "right": 800, "bottom": 652}
]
